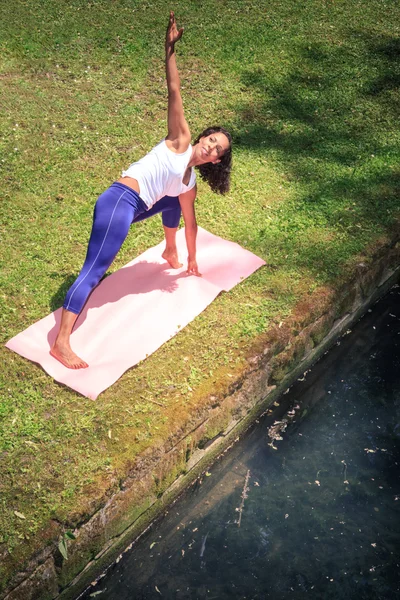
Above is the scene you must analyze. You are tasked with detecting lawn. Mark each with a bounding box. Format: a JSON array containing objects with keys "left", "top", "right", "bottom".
[{"left": 0, "top": 0, "right": 399, "bottom": 587}]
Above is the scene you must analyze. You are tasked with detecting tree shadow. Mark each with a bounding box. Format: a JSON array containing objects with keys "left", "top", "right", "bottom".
[
  {"left": 225, "top": 30, "right": 400, "bottom": 281},
  {"left": 361, "top": 33, "right": 400, "bottom": 101}
]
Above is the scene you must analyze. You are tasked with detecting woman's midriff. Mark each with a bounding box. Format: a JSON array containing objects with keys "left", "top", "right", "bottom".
[{"left": 117, "top": 176, "right": 140, "bottom": 194}]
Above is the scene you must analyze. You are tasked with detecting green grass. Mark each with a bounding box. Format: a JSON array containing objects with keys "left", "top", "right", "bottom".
[{"left": 0, "top": 0, "right": 399, "bottom": 575}]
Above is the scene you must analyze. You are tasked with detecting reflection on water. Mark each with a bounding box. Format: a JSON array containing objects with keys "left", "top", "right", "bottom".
[{"left": 81, "top": 286, "right": 400, "bottom": 600}]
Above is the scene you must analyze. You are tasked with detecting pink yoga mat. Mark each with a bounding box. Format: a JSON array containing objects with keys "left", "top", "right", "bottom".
[{"left": 6, "top": 228, "right": 265, "bottom": 399}]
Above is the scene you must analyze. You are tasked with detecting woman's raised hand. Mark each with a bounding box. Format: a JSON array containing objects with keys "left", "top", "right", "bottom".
[{"left": 166, "top": 11, "right": 184, "bottom": 48}]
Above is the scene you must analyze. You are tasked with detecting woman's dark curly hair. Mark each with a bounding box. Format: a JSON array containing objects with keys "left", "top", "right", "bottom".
[{"left": 194, "top": 126, "right": 232, "bottom": 194}]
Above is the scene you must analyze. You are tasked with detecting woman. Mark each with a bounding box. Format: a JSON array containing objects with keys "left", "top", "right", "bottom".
[{"left": 51, "top": 12, "right": 232, "bottom": 369}]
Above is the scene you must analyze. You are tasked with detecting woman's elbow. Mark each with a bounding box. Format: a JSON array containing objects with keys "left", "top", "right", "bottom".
[{"left": 167, "top": 87, "right": 181, "bottom": 98}]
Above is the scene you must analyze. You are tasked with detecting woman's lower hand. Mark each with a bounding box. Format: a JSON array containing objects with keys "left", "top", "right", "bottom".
[{"left": 187, "top": 259, "right": 201, "bottom": 277}]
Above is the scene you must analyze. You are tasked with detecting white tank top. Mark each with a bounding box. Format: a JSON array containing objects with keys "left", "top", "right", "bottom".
[{"left": 122, "top": 139, "right": 196, "bottom": 209}]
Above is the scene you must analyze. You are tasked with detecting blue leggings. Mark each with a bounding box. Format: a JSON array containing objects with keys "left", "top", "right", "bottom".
[{"left": 63, "top": 182, "right": 181, "bottom": 314}]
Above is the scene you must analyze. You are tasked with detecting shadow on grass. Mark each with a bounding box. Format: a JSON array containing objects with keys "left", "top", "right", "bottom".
[
  {"left": 227, "top": 31, "right": 400, "bottom": 282},
  {"left": 49, "top": 273, "right": 77, "bottom": 312}
]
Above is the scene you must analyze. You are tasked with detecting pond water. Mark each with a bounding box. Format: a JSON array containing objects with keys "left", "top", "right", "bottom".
[{"left": 80, "top": 285, "right": 400, "bottom": 600}]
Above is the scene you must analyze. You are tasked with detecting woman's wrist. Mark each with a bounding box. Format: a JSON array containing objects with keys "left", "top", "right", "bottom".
[{"left": 165, "top": 41, "right": 175, "bottom": 53}]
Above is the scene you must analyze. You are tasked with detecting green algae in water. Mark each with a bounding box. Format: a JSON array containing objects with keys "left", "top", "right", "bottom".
[{"left": 80, "top": 286, "right": 400, "bottom": 600}]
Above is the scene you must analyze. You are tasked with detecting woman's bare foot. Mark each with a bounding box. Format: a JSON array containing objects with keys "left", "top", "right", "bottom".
[
  {"left": 50, "top": 341, "right": 88, "bottom": 369},
  {"left": 162, "top": 248, "right": 183, "bottom": 269}
]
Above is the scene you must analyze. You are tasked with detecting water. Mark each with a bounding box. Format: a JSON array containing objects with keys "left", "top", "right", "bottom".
[{"left": 81, "top": 285, "right": 400, "bottom": 600}]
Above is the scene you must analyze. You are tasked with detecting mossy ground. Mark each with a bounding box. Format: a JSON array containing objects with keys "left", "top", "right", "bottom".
[{"left": 0, "top": 0, "right": 399, "bottom": 586}]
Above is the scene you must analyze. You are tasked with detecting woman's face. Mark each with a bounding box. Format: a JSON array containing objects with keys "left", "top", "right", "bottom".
[{"left": 196, "top": 132, "right": 231, "bottom": 164}]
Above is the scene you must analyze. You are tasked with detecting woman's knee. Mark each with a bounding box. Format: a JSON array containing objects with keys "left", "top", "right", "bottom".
[{"left": 161, "top": 196, "right": 181, "bottom": 228}]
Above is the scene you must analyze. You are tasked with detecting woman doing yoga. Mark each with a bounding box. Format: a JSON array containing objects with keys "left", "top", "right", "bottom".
[{"left": 51, "top": 12, "right": 232, "bottom": 370}]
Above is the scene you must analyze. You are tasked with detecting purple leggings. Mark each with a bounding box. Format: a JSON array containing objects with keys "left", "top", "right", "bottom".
[{"left": 63, "top": 182, "right": 181, "bottom": 314}]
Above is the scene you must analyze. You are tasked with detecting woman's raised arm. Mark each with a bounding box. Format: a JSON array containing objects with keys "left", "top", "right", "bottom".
[{"left": 165, "top": 12, "right": 191, "bottom": 152}]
